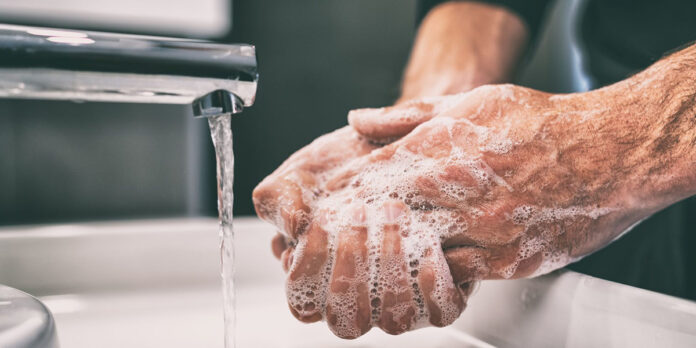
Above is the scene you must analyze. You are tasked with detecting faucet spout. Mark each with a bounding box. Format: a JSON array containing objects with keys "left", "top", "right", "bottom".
[
  {"left": 0, "top": 24, "right": 258, "bottom": 115},
  {"left": 193, "top": 90, "right": 245, "bottom": 117}
]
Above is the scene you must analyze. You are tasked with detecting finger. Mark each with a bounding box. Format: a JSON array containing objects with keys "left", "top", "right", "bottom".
[
  {"left": 348, "top": 98, "right": 443, "bottom": 141},
  {"left": 412, "top": 173, "right": 482, "bottom": 211},
  {"left": 511, "top": 250, "right": 544, "bottom": 279},
  {"left": 443, "top": 247, "right": 490, "bottom": 285},
  {"left": 286, "top": 218, "right": 332, "bottom": 323},
  {"left": 280, "top": 247, "right": 294, "bottom": 273},
  {"left": 376, "top": 201, "right": 417, "bottom": 335},
  {"left": 416, "top": 245, "right": 464, "bottom": 327},
  {"left": 447, "top": 240, "right": 543, "bottom": 281},
  {"left": 271, "top": 232, "right": 288, "bottom": 260},
  {"left": 456, "top": 281, "right": 478, "bottom": 298},
  {"left": 323, "top": 153, "right": 388, "bottom": 194},
  {"left": 324, "top": 166, "right": 361, "bottom": 192},
  {"left": 326, "top": 205, "right": 372, "bottom": 339},
  {"left": 253, "top": 175, "right": 311, "bottom": 239}
]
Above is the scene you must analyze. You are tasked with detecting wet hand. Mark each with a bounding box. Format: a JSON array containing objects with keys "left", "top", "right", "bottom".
[
  {"left": 255, "top": 84, "right": 654, "bottom": 339},
  {"left": 349, "top": 84, "right": 655, "bottom": 284},
  {"left": 253, "top": 128, "right": 468, "bottom": 338},
  {"left": 253, "top": 126, "right": 378, "bottom": 244}
]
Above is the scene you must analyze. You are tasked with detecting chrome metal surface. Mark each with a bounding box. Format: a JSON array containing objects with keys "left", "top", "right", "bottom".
[
  {"left": 0, "top": 24, "right": 257, "bottom": 116},
  {"left": 0, "top": 284, "right": 59, "bottom": 348}
]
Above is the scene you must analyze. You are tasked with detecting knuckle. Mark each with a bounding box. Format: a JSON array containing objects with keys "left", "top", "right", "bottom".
[
  {"left": 271, "top": 234, "right": 287, "bottom": 259},
  {"left": 252, "top": 182, "right": 278, "bottom": 220}
]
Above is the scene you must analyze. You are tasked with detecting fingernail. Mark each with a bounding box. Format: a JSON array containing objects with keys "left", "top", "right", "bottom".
[
  {"left": 352, "top": 205, "right": 367, "bottom": 224},
  {"left": 282, "top": 248, "right": 294, "bottom": 272},
  {"left": 383, "top": 202, "right": 403, "bottom": 223}
]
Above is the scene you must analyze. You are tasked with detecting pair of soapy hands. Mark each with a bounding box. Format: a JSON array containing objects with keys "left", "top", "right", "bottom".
[{"left": 253, "top": 85, "right": 637, "bottom": 338}]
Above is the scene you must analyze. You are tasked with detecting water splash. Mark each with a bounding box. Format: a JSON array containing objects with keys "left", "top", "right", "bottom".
[{"left": 208, "top": 115, "right": 235, "bottom": 348}]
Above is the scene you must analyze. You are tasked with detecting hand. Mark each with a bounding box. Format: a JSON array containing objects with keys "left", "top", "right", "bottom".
[
  {"left": 255, "top": 44, "right": 696, "bottom": 339},
  {"left": 253, "top": 125, "right": 379, "bottom": 263},
  {"left": 254, "top": 85, "right": 643, "bottom": 338},
  {"left": 254, "top": 125, "right": 467, "bottom": 338},
  {"left": 349, "top": 83, "right": 690, "bottom": 285}
]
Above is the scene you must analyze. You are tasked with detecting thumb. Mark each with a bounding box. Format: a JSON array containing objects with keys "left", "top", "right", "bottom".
[{"left": 348, "top": 96, "right": 451, "bottom": 142}]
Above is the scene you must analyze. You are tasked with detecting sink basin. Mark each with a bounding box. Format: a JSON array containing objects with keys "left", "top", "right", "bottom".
[{"left": 1, "top": 218, "right": 695, "bottom": 347}]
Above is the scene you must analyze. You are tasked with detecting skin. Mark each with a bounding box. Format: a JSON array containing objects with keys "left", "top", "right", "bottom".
[
  {"left": 398, "top": 2, "right": 528, "bottom": 103},
  {"left": 253, "top": 2, "right": 696, "bottom": 339}
]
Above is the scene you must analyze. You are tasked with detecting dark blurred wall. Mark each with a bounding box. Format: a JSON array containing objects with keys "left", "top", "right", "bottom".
[{"left": 226, "top": 1, "right": 417, "bottom": 216}]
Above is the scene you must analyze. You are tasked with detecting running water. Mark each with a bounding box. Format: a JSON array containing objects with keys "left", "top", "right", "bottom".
[{"left": 207, "top": 115, "right": 236, "bottom": 348}]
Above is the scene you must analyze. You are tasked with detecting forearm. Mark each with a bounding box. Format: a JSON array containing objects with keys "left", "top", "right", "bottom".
[
  {"left": 607, "top": 44, "right": 696, "bottom": 209},
  {"left": 550, "top": 44, "right": 696, "bottom": 224},
  {"left": 399, "top": 1, "right": 528, "bottom": 103}
]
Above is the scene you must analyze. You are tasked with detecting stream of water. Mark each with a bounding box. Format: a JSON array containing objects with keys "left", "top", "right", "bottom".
[{"left": 207, "top": 114, "right": 236, "bottom": 348}]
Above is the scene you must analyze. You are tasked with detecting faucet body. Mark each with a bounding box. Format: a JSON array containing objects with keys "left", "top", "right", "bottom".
[{"left": 0, "top": 24, "right": 257, "bottom": 116}]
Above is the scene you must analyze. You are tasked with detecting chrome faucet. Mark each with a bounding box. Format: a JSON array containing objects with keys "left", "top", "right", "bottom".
[{"left": 0, "top": 24, "right": 258, "bottom": 117}]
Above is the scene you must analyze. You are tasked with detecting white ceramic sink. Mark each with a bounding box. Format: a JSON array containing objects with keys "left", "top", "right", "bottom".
[{"left": 1, "top": 218, "right": 695, "bottom": 347}]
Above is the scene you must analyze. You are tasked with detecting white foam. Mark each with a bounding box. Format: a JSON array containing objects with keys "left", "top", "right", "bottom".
[{"left": 503, "top": 204, "right": 616, "bottom": 278}]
